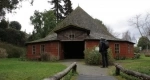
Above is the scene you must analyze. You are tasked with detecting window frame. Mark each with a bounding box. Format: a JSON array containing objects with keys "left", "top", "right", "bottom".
[
  {"left": 69, "top": 32, "right": 75, "bottom": 39},
  {"left": 40, "top": 44, "right": 45, "bottom": 53},
  {"left": 114, "top": 43, "right": 120, "bottom": 54},
  {"left": 32, "top": 45, "right": 36, "bottom": 54}
]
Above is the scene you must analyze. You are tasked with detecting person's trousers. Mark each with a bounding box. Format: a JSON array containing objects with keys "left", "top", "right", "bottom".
[{"left": 101, "top": 52, "right": 108, "bottom": 67}]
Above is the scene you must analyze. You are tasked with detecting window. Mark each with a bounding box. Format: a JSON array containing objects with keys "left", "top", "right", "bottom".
[
  {"left": 115, "top": 44, "right": 120, "bottom": 54},
  {"left": 69, "top": 34, "right": 75, "bottom": 39},
  {"left": 32, "top": 45, "right": 36, "bottom": 54},
  {"left": 40, "top": 45, "right": 45, "bottom": 53}
]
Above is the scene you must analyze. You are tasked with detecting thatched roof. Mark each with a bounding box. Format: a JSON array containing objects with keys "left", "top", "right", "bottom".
[{"left": 28, "top": 6, "right": 133, "bottom": 44}]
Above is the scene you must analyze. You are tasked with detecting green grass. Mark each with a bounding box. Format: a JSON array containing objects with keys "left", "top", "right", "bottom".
[
  {"left": 0, "top": 58, "right": 66, "bottom": 80},
  {"left": 116, "top": 54, "right": 150, "bottom": 75},
  {"left": 110, "top": 54, "right": 150, "bottom": 80}
]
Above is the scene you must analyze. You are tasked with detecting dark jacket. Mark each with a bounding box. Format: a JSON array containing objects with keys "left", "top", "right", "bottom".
[{"left": 99, "top": 40, "right": 107, "bottom": 53}]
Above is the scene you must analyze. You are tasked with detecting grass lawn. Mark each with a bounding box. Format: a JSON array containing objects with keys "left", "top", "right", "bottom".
[
  {"left": 110, "top": 54, "right": 150, "bottom": 80},
  {"left": 0, "top": 58, "right": 66, "bottom": 80}
]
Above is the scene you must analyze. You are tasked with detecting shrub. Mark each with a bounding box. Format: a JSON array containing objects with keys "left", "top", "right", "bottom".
[
  {"left": 0, "top": 48, "right": 8, "bottom": 58},
  {"left": 84, "top": 48, "right": 101, "bottom": 65},
  {"left": 133, "top": 53, "right": 141, "bottom": 59},
  {"left": 134, "top": 47, "right": 140, "bottom": 53},
  {"left": 40, "top": 52, "right": 51, "bottom": 61},
  {"left": 40, "top": 52, "right": 58, "bottom": 61},
  {"left": 107, "top": 48, "right": 115, "bottom": 65},
  {"left": 84, "top": 47, "right": 114, "bottom": 65},
  {"left": 50, "top": 55, "right": 58, "bottom": 62},
  {"left": 0, "top": 42, "right": 25, "bottom": 58},
  {"left": 145, "top": 53, "right": 150, "bottom": 57}
]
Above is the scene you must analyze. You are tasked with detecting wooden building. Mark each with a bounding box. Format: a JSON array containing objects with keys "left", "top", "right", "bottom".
[{"left": 26, "top": 7, "right": 134, "bottom": 60}]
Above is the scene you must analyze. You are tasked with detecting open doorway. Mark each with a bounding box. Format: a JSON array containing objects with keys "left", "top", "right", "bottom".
[{"left": 62, "top": 41, "right": 84, "bottom": 59}]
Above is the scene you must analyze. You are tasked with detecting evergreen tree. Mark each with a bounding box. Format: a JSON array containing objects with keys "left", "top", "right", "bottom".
[
  {"left": 48, "top": 0, "right": 64, "bottom": 23},
  {"left": 63, "top": 0, "right": 73, "bottom": 17},
  {"left": 137, "top": 36, "right": 150, "bottom": 50}
]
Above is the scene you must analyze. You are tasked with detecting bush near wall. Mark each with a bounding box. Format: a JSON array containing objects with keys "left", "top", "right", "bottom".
[
  {"left": 145, "top": 53, "right": 150, "bottom": 57},
  {"left": 84, "top": 47, "right": 114, "bottom": 65},
  {"left": 84, "top": 48, "right": 101, "bottom": 65},
  {"left": 0, "top": 42, "right": 25, "bottom": 58},
  {"left": 0, "top": 48, "right": 8, "bottom": 58},
  {"left": 40, "top": 52, "right": 59, "bottom": 61}
]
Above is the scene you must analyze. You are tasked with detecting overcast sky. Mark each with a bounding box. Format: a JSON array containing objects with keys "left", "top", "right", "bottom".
[{"left": 6, "top": 0, "right": 150, "bottom": 41}]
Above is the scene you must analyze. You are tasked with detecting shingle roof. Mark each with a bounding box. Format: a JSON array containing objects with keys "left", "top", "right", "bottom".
[{"left": 27, "top": 6, "right": 134, "bottom": 44}]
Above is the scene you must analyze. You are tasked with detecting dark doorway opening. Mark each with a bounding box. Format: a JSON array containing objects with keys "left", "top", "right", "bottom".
[{"left": 62, "top": 41, "right": 84, "bottom": 59}]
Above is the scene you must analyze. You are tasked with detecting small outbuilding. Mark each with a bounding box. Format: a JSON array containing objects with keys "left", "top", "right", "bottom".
[{"left": 26, "top": 7, "right": 134, "bottom": 60}]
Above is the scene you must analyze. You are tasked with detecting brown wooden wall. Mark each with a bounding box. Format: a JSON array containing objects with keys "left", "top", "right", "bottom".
[
  {"left": 26, "top": 40, "right": 134, "bottom": 60},
  {"left": 85, "top": 40, "right": 99, "bottom": 49},
  {"left": 57, "top": 28, "right": 88, "bottom": 41},
  {"left": 26, "top": 41, "right": 61, "bottom": 60},
  {"left": 85, "top": 40, "right": 134, "bottom": 58},
  {"left": 109, "top": 41, "right": 134, "bottom": 58}
]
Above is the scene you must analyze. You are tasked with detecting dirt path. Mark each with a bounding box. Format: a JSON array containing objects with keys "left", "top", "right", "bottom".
[{"left": 61, "top": 59, "right": 117, "bottom": 80}]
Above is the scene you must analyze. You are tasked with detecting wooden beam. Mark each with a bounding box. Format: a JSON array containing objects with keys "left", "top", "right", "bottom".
[
  {"left": 114, "top": 63, "right": 150, "bottom": 80},
  {"left": 44, "top": 62, "right": 77, "bottom": 80}
]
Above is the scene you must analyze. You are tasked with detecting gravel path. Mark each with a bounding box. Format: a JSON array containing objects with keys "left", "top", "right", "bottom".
[{"left": 61, "top": 59, "right": 117, "bottom": 80}]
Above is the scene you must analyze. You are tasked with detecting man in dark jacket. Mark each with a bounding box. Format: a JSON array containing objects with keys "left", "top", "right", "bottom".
[{"left": 99, "top": 37, "right": 109, "bottom": 68}]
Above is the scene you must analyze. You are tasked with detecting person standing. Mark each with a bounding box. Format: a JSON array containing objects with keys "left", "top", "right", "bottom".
[{"left": 99, "top": 37, "right": 109, "bottom": 68}]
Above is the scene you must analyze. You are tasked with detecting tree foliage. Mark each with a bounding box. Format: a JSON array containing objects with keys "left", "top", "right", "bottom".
[
  {"left": 9, "top": 21, "right": 21, "bottom": 30},
  {"left": 0, "top": 20, "right": 26, "bottom": 46},
  {"left": 137, "top": 36, "right": 150, "bottom": 50},
  {"left": 48, "top": 0, "right": 73, "bottom": 22},
  {"left": 0, "top": 0, "right": 19, "bottom": 20},
  {"left": 28, "top": 10, "right": 56, "bottom": 41},
  {"left": 63, "top": 0, "right": 73, "bottom": 17},
  {"left": 0, "top": 19, "right": 9, "bottom": 29},
  {"left": 48, "top": 0, "right": 64, "bottom": 22},
  {"left": 0, "top": 0, "right": 34, "bottom": 20}
]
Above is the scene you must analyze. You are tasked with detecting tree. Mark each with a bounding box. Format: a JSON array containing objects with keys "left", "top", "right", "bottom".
[
  {"left": 137, "top": 36, "right": 150, "bottom": 50},
  {"left": 41, "top": 10, "right": 57, "bottom": 37},
  {"left": 9, "top": 21, "right": 21, "bottom": 30},
  {"left": 29, "top": 10, "right": 57, "bottom": 41},
  {"left": 0, "top": 19, "right": 9, "bottom": 29},
  {"left": 129, "top": 15, "right": 143, "bottom": 36},
  {"left": 129, "top": 13, "right": 150, "bottom": 39},
  {"left": 122, "top": 30, "right": 132, "bottom": 41},
  {"left": 5, "top": 28, "right": 26, "bottom": 46},
  {"left": 48, "top": 0, "right": 64, "bottom": 23},
  {"left": 63, "top": 0, "right": 73, "bottom": 17},
  {"left": 0, "top": 0, "right": 34, "bottom": 20}
]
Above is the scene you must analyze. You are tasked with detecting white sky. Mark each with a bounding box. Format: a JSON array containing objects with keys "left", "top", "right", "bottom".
[{"left": 6, "top": 0, "right": 150, "bottom": 41}]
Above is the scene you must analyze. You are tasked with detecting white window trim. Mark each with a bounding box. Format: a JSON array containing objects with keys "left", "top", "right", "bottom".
[{"left": 114, "top": 43, "right": 120, "bottom": 54}]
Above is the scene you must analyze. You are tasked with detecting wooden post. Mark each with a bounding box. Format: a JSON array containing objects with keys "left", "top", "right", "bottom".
[
  {"left": 115, "top": 66, "right": 120, "bottom": 75},
  {"left": 44, "top": 62, "right": 77, "bottom": 80},
  {"left": 114, "top": 63, "right": 150, "bottom": 80},
  {"left": 72, "top": 64, "right": 77, "bottom": 73}
]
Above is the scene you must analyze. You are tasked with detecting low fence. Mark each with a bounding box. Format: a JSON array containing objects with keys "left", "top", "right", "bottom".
[
  {"left": 114, "top": 63, "right": 150, "bottom": 80},
  {"left": 43, "top": 62, "right": 77, "bottom": 80}
]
